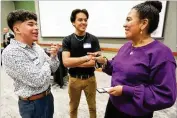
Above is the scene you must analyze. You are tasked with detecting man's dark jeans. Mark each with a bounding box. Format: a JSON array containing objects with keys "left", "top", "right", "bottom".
[{"left": 18, "top": 93, "right": 54, "bottom": 118}]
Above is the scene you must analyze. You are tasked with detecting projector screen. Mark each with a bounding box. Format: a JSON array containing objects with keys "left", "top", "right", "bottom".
[{"left": 38, "top": 1, "right": 167, "bottom": 38}]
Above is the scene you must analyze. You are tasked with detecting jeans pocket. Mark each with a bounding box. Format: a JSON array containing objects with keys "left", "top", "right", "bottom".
[{"left": 18, "top": 100, "right": 35, "bottom": 117}]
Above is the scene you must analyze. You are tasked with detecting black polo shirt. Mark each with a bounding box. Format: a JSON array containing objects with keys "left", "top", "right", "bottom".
[{"left": 62, "top": 32, "right": 101, "bottom": 75}]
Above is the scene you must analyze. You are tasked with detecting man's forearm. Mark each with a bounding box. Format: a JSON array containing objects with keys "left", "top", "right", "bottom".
[
  {"left": 77, "top": 61, "right": 95, "bottom": 68},
  {"left": 49, "top": 56, "right": 60, "bottom": 72},
  {"left": 63, "top": 56, "right": 88, "bottom": 67}
]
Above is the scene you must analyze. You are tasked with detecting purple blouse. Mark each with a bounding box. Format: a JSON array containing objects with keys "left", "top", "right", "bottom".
[{"left": 103, "top": 40, "right": 177, "bottom": 116}]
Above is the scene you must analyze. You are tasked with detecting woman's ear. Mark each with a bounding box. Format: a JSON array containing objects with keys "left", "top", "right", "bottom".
[{"left": 140, "top": 18, "right": 148, "bottom": 31}]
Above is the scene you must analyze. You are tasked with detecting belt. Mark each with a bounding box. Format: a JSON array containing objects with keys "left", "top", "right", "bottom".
[
  {"left": 19, "top": 87, "right": 51, "bottom": 101},
  {"left": 70, "top": 74, "right": 94, "bottom": 80}
]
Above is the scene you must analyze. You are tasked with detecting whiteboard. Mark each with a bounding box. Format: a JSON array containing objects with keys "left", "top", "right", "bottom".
[{"left": 38, "top": 1, "right": 167, "bottom": 38}]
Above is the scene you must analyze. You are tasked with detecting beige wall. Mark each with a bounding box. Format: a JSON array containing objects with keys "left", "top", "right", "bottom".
[
  {"left": 162, "top": 1, "right": 177, "bottom": 52},
  {"left": 1, "top": 1, "right": 15, "bottom": 42}
]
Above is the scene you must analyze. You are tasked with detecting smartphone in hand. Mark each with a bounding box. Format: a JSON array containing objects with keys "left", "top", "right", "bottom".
[{"left": 96, "top": 87, "right": 112, "bottom": 93}]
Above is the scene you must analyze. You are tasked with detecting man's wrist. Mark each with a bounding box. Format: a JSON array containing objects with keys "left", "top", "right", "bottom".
[
  {"left": 85, "top": 55, "right": 90, "bottom": 62},
  {"left": 81, "top": 55, "right": 89, "bottom": 62}
]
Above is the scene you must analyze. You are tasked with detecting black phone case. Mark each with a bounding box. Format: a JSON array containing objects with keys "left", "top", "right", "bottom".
[{"left": 96, "top": 88, "right": 107, "bottom": 93}]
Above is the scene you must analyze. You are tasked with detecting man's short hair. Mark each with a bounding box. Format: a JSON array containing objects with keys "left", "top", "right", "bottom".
[
  {"left": 7, "top": 9, "right": 37, "bottom": 31},
  {"left": 70, "top": 9, "right": 89, "bottom": 23}
]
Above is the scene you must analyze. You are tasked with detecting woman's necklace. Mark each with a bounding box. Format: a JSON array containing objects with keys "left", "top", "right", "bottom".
[
  {"left": 130, "top": 42, "right": 140, "bottom": 55},
  {"left": 130, "top": 38, "right": 153, "bottom": 55},
  {"left": 130, "top": 45, "right": 135, "bottom": 55}
]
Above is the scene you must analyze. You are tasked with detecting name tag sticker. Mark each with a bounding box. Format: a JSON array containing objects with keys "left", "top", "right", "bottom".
[
  {"left": 33, "top": 58, "right": 40, "bottom": 65},
  {"left": 83, "top": 43, "right": 91, "bottom": 49}
]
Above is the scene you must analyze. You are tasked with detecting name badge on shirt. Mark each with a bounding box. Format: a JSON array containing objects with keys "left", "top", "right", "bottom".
[
  {"left": 33, "top": 57, "right": 40, "bottom": 65},
  {"left": 83, "top": 43, "right": 91, "bottom": 49}
]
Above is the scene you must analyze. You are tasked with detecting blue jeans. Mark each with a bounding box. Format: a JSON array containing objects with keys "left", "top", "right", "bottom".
[{"left": 18, "top": 93, "right": 54, "bottom": 118}]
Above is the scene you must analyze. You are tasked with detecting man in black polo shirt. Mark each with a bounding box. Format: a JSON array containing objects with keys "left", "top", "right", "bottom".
[{"left": 62, "top": 9, "right": 101, "bottom": 118}]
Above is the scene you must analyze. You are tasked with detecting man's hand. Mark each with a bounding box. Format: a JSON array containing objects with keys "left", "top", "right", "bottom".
[
  {"left": 87, "top": 52, "right": 101, "bottom": 57},
  {"left": 87, "top": 59, "right": 96, "bottom": 65},
  {"left": 49, "top": 44, "right": 60, "bottom": 57},
  {"left": 84, "top": 54, "right": 95, "bottom": 62},
  {"left": 87, "top": 52, "right": 106, "bottom": 63},
  {"left": 92, "top": 56, "right": 107, "bottom": 64},
  {"left": 107, "top": 85, "right": 123, "bottom": 96},
  {"left": 77, "top": 55, "right": 96, "bottom": 67}
]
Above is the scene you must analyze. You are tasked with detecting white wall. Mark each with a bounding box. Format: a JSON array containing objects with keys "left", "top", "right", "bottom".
[
  {"left": 38, "top": 1, "right": 166, "bottom": 38},
  {"left": 36, "top": 1, "right": 176, "bottom": 52}
]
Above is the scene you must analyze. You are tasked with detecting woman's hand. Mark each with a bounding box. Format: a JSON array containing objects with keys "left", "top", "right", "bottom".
[
  {"left": 95, "top": 56, "right": 107, "bottom": 64},
  {"left": 107, "top": 85, "right": 123, "bottom": 96}
]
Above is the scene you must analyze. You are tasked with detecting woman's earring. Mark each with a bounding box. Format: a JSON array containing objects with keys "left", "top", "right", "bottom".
[{"left": 140, "top": 30, "right": 143, "bottom": 34}]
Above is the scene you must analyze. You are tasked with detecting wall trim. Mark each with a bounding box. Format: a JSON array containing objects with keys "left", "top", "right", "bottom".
[
  {"left": 2, "top": 42, "right": 176, "bottom": 56},
  {"left": 38, "top": 43, "right": 177, "bottom": 56}
]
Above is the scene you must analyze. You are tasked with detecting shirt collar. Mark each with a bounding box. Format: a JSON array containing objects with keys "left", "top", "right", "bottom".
[{"left": 10, "top": 39, "right": 36, "bottom": 48}]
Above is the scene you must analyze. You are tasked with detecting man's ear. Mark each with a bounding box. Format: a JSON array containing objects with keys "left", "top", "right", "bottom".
[
  {"left": 72, "top": 22, "right": 75, "bottom": 27},
  {"left": 13, "top": 25, "right": 20, "bottom": 34},
  {"left": 13, "top": 21, "right": 22, "bottom": 34}
]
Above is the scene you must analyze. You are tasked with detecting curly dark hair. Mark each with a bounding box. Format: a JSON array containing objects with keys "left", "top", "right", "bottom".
[
  {"left": 133, "top": 1, "right": 162, "bottom": 34},
  {"left": 7, "top": 9, "right": 37, "bottom": 31},
  {"left": 70, "top": 9, "right": 89, "bottom": 23}
]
